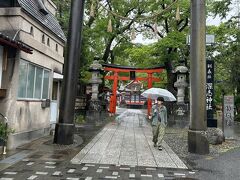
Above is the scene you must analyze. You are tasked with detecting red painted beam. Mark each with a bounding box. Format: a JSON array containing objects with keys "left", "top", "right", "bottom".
[{"left": 104, "top": 76, "right": 161, "bottom": 82}]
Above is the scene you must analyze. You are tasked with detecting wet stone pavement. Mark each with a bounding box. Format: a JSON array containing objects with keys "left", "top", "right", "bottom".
[
  {"left": 71, "top": 111, "right": 187, "bottom": 169},
  {"left": 0, "top": 109, "right": 198, "bottom": 180},
  {"left": 0, "top": 161, "right": 197, "bottom": 180}
]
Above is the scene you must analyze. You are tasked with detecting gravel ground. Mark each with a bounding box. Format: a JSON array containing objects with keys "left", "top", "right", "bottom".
[{"left": 164, "top": 126, "right": 240, "bottom": 167}]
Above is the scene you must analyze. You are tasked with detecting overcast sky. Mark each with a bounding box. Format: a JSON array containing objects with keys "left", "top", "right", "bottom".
[
  {"left": 133, "top": 1, "right": 239, "bottom": 45},
  {"left": 132, "top": 16, "right": 223, "bottom": 45}
]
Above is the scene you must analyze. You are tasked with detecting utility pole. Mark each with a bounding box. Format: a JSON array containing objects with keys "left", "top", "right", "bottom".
[
  {"left": 54, "top": 0, "right": 85, "bottom": 145},
  {"left": 188, "top": 0, "right": 209, "bottom": 154}
]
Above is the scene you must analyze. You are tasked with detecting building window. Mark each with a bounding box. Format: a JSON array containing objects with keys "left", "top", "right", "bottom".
[
  {"left": 42, "top": 34, "right": 45, "bottom": 44},
  {"left": 55, "top": 44, "right": 58, "bottom": 52},
  {"left": 30, "top": 26, "right": 34, "bottom": 36},
  {"left": 47, "top": 38, "right": 50, "bottom": 46},
  {"left": 18, "top": 60, "right": 50, "bottom": 99}
]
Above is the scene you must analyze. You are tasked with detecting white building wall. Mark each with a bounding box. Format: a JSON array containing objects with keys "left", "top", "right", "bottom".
[
  {"left": 20, "top": 14, "right": 64, "bottom": 58},
  {"left": 0, "top": 6, "right": 65, "bottom": 149}
]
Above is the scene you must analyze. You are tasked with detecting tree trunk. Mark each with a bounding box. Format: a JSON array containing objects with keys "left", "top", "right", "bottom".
[
  {"left": 165, "top": 60, "right": 177, "bottom": 96},
  {"left": 102, "top": 36, "right": 115, "bottom": 62}
]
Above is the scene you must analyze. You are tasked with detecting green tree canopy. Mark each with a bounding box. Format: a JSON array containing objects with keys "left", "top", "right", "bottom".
[{"left": 207, "top": 0, "right": 240, "bottom": 106}]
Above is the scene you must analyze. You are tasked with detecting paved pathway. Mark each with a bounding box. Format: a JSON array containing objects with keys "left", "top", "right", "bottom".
[
  {"left": 0, "top": 160, "right": 196, "bottom": 180},
  {"left": 71, "top": 109, "right": 187, "bottom": 169},
  {"left": 0, "top": 108, "right": 196, "bottom": 180}
]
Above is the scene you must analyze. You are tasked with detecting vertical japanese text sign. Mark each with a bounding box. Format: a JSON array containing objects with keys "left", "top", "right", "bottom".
[
  {"left": 224, "top": 96, "right": 234, "bottom": 126},
  {"left": 206, "top": 60, "right": 214, "bottom": 119}
]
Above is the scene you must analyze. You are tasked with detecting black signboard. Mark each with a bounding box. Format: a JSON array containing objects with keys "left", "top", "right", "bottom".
[
  {"left": 206, "top": 60, "right": 217, "bottom": 127},
  {"left": 130, "top": 71, "right": 136, "bottom": 80}
]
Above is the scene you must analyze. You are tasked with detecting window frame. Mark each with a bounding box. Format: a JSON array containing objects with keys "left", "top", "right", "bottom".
[
  {"left": 42, "top": 34, "right": 45, "bottom": 44},
  {"left": 17, "top": 59, "right": 51, "bottom": 101},
  {"left": 42, "top": 69, "right": 50, "bottom": 99},
  {"left": 30, "top": 26, "right": 34, "bottom": 36},
  {"left": 55, "top": 44, "right": 58, "bottom": 52},
  {"left": 47, "top": 38, "right": 50, "bottom": 46}
]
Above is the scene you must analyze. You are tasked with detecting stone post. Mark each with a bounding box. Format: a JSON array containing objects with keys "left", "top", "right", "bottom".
[
  {"left": 90, "top": 61, "right": 102, "bottom": 101},
  {"left": 87, "top": 60, "right": 103, "bottom": 121},
  {"left": 188, "top": 0, "right": 209, "bottom": 154}
]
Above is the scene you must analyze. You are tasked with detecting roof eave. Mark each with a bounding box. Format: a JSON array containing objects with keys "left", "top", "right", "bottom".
[{"left": 0, "top": 34, "right": 33, "bottom": 54}]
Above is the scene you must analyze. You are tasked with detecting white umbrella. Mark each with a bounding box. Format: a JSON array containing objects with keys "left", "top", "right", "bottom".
[{"left": 141, "top": 88, "right": 176, "bottom": 101}]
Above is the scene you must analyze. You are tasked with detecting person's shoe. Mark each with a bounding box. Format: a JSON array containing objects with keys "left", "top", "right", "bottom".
[{"left": 158, "top": 146, "right": 163, "bottom": 151}]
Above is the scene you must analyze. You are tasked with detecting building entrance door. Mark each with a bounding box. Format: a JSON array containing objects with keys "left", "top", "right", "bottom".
[{"left": 50, "top": 79, "right": 61, "bottom": 124}]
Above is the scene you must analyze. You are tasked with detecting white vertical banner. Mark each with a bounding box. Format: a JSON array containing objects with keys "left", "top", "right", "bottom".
[
  {"left": 224, "top": 95, "right": 234, "bottom": 126},
  {"left": 0, "top": 46, "right": 3, "bottom": 88}
]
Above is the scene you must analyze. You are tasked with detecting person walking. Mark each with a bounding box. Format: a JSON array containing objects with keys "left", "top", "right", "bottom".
[{"left": 150, "top": 97, "right": 167, "bottom": 150}]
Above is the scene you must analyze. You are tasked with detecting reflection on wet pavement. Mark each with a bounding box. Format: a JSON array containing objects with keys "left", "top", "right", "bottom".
[{"left": 72, "top": 109, "right": 187, "bottom": 169}]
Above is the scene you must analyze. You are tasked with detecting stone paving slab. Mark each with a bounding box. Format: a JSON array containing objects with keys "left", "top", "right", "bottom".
[
  {"left": 0, "top": 150, "right": 32, "bottom": 171},
  {"left": 0, "top": 160, "right": 197, "bottom": 180},
  {"left": 71, "top": 109, "right": 188, "bottom": 169}
]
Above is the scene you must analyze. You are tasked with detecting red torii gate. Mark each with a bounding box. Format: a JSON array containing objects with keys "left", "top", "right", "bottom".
[{"left": 102, "top": 64, "right": 165, "bottom": 116}]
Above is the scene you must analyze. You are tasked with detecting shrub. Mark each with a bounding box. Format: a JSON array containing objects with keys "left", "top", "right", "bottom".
[
  {"left": 75, "top": 115, "right": 85, "bottom": 124},
  {"left": 0, "top": 122, "right": 14, "bottom": 141}
]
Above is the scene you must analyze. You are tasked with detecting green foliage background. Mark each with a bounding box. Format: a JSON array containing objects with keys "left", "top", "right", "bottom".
[{"left": 53, "top": 0, "right": 239, "bottom": 112}]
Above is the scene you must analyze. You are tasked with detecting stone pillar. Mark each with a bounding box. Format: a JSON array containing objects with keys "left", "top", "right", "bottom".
[
  {"left": 87, "top": 60, "right": 104, "bottom": 121},
  {"left": 188, "top": 0, "right": 209, "bottom": 154},
  {"left": 91, "top": 69, "right": 102, "bottom": 100},
  {"left": 89, "top": 60, "right": 103, "bottom": 107}
]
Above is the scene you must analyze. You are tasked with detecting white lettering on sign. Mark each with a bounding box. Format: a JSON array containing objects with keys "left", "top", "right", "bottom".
[
  {"left": 206, "top": 83, "right": 213, "bottom": 89},
  {"left": 207, "top": 75, "right": 212, "bottom": 79},
  {"left": 206, "top": 83, "right": 213, "bottom": 110},
  {"left": 206, "top": 104, "right": 213, "bottom": 110},
  {"left": 207, "top": 64, "right": 213, "bottom": 68},
  {"left": 206, "top": 60, "right": 214, "bottom": 112},
  {"left": 206, "top": 90, "right": 213, "bottom": 96},
  {"left": 206, "top": 97, "right": 213, "bottom": 103}
]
